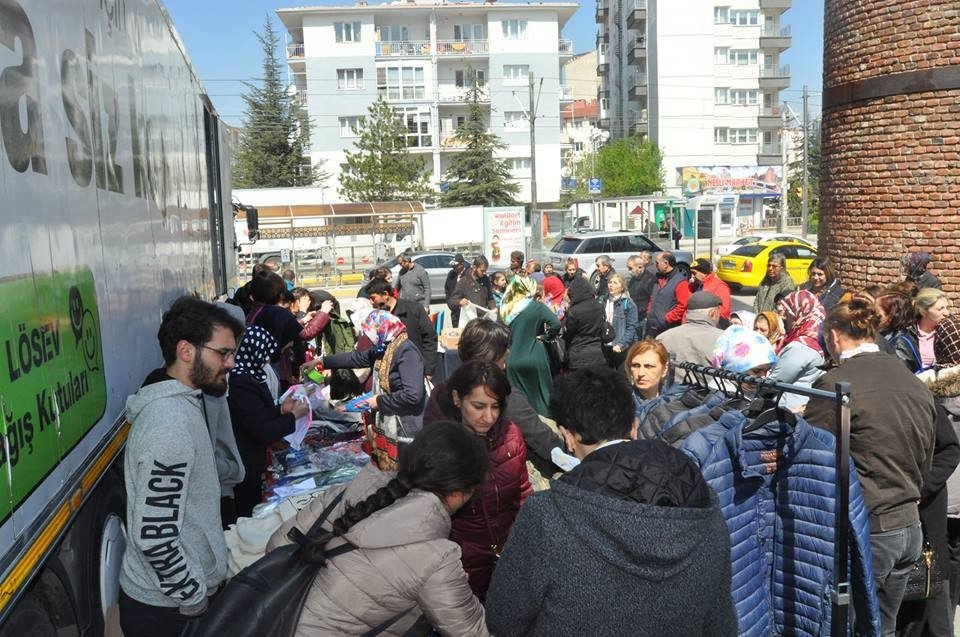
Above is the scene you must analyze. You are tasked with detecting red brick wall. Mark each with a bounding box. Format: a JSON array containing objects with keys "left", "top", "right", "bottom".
[{"left": 820, "top": 0, "right": 960, "bottom": 292}]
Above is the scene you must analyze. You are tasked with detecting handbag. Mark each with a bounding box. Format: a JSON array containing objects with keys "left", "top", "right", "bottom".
[
  {"left": 541, "top": 335, "right": 567, "bottom": 373},
  {"left": 601, "top": 321, "right": 616, "bottom": 345},
  {"left": 902, "top": 540, "right": 943, "bottom": 602},
  {"left": 182, "top": 492, "right": 350, "bottom": 637}
]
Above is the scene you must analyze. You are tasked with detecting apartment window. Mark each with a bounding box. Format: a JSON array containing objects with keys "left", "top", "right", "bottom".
[
  {"left": 730, "top": 10, "right": 759, "bottom": 26},
  {"left": 729, "top": 49, "right": 758, "bottom": 65},
  {"left": 730, "top": 89, "right": 758, "bottom": 105},
  {"left": 714, "top": 127, "right": 728, "bottom": 143},
  {"left": 599, "top": 43, "right": 608, "bottom": 56},
  {"left": 337, "top": 68, "right": 364, "bottom": 90},
  {"left": 335, "top": 21, "right": 362, "bottom": 43},
  {"left": 376, "top": 25, "right": 409, "bottom": 42},
  {"left": 504, "top": 111, "right": 528, "bottom": 128},
  {"left": 399, "top": 106, "right": 431, "bottom": 147},
  {"left": 377, "top": 66, "right": 425, "bottom": 99},
  {"left": 714, "top": 47, "right": 729, "bottom": 64},
  {"left": 763, "top": 130, "right": 777, "bottom": 145},
  {"left": 455, "top": 69, "right": 486, "bottom": 87},
  {"left": 714, "top": 7, "right": 729, "bottom": 24},
  {"left": 503, "top": 64, "right": 529, "bottom": 85},
  {"left": 729, "top": 128, "right": 758, "bottom": 144},
  {"left": 339, "top": 116, "right": 364, "bottom": 137},
  {"left": 715, "top": 87, "right": 729, "bottom": 105},
  {"left": 572, "top": 141, "right": 585, "bottom": 152},
  {"left": 454, "top": 24, "right": 486, "bottom": 40},
  {"left": 600, "top": 97, "right": 609, "bottom": 110},
  {"left": 508, "top": 157, "right": 531, "bottom": 171},
  {"left": 502, "top": 19, "right": 527, "bottom": 39}
]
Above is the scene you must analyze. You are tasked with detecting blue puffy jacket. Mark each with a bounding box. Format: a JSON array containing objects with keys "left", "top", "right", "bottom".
[{"left": 697, "top": 415, "right": 880, "bottom": 637}]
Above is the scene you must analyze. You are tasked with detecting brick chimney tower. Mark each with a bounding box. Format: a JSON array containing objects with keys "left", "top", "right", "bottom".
[{"left": 820, "top": 1, "right": 960, "bottom": 292}]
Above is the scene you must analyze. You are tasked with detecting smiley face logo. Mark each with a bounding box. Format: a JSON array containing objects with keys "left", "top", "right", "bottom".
[{"left": 68, "top": 285, "right": 100, "bottom": 372}]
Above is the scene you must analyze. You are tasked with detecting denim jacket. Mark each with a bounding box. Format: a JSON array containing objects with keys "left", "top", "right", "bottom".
[{"left": 599, "top": 294, "right": 639, "bottom": 350}]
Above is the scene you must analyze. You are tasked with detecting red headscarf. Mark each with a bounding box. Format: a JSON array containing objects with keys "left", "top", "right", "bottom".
[{"left": 777, "top": 290, "right": 826, "bottom": 355}]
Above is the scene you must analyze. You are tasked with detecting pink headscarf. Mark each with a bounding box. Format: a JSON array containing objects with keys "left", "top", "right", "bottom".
[{"left": 777, "top": 290, "right": 826, "bottom": 355}]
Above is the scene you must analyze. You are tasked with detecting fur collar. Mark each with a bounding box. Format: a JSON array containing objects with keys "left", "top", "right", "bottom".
[{"left": 919, "top": 364, "right": 960, "bottom": 398}]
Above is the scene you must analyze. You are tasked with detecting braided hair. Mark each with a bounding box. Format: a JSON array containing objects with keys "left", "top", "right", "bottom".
[{"left": 302, "top": 421, "right": 488, "bottom": 565}]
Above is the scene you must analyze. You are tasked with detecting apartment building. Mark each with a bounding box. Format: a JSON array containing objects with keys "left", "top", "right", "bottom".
[
  {"left": 596, "top": 0, "right": 792, "bottom": 207},
  {"left": 278, "top": 0, "right": 578, "bottom": 204}
]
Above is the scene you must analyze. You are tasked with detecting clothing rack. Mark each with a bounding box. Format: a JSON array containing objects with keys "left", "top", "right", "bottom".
[{"left": 669, "top": 360, "right": 853, "bottom": 637}]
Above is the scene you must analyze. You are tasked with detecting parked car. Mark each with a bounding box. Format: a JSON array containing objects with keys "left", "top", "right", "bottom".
[
  {"left": 714, "top": 233, "right": 814, "bottom": 259},
  {"left": 715, "top": 240, "right": 817, "bottom": 290},
  {"left": 366, "top": 251, "right": 456, "bottom": 301},
  {"left": 544, "top": 231, "right": 693, "bottom": 289}
]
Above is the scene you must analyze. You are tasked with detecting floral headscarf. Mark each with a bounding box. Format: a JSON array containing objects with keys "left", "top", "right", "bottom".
[
  {"left": 361, "top": 310, "right": 406, "bottom": 354},
  {"left": 232, "top": 326, "right": 278, "bottom": 383},
  {"left": 757, "top": 311, "right": 785, "bottom": 345},
  {"left": 902, "top": 251, "right": 932, "bottom": 281},
  {"left": 776, "top": 290, "right": 826, "bottom": 355},
  {"left": 712, "top": 325, "right": 778, "bottom": 374},
  {"left": 731, "top": 311, "right": 756, "bottom": 330},
  {"left": 500, "top": 276, "right": 539, "bottom": 326}
]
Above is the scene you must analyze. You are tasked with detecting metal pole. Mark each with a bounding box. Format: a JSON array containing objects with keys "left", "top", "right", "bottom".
[
  {"left": 831, "top": 381, "right": 852, "bottom": 636},
  {"left": 779, "top": 105, "right": 788, "bottom": 232},
  {"left": 528, "top": 71, "right": 539, "bottom": 254},
  {"left": 801, "top": 84, "right": 810, "bottom": 239}
]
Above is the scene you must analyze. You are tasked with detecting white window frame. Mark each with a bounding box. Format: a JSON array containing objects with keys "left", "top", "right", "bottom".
[
  {"left": 730, "top": 10, "right": 759, "bottom": 26},
  {"left": 504, "top": 111, "right": 528, "bottom": 129},
  {"left": 715, "top": 87, "right": 729, "bottom": 105},
  {"left": 503, "top": 64, "right": 529, "bottom": 86},
  {"left": 714, "top": 127, "right": 728, "bottom": 144},
  {"left": 337, "top": 68, "right": 364, "bottom": 90},
  {"left": 730, "top": 89, "right": 758, "bottom": 105},
  {"left": 377, "top": 25, "right": 409, "bottom": 42},
  {"left": 454, "top": 24, "right": 486, "bottom": 41},
  {"left": 730, "top": 50, "right": 758, "bottom": 65},
  {"left": 339, "top": 116, "right": 364, "bottom": 137},
  {"left": 714, "top": 6, "right": 729, "bottom": 24},
  {"left": 377, "top": 65, "right": 426, "bottom": 100},
  {"left": 398, "top": 106, "right": 432, "bottom": 148},
  {"left": 572, "top": 141, "right": 584, "bottom": 152},
  {"left": 501, "top": 19, "right": 527, "bottom": 40},
  {"left": 335, "top": 21, "right": 362, "bottom": 43},
  {"left": 455, "top": 69, "right": 485, "bottom": 87},
  {"left": 729, "top": 128, "right": 758, "bottom": 144},
  {"left": 714, "top": 47, "right": 730, "bottom": 64},
  {"left": 508, "top": 157, "right": 531, "bottom": 172}
]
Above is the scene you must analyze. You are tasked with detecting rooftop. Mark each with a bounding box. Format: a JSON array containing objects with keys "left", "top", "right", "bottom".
[{"left": 562, "top": 99, "right": 598, "bottom": 120}]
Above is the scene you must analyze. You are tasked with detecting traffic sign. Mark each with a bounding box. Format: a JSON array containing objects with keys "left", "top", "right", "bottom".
[
  {"left": 361, "top": 255, "right": 370, "bottom": 264},
  {"left": 336, "top": 256, "right": 345, "bottom": 266},
  {"left": 280, "top": 248, "right": 290, "bottom": 263},
  {"left": 588, "top": 178, "right": 602, "bottom": 194}
]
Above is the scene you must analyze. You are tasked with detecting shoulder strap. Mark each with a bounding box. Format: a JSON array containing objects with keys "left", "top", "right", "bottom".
[
  {"left": 286, "top": 490, "right": 346, "bottom": 546},
  {"left": 895, "top": 333, "right": 923, "bottom": 373},
  {"left": 359, "top": 609, "right": 410, "bottom": 637}
]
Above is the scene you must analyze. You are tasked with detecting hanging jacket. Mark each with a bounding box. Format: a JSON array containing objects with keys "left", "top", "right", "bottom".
[
  {"left": 682, "top": 410, "right": 748, "bottom": 467},
  {"left": 637, "top": 388, "right": 724, "bottom": 443},
  {"left": 646, "top": 268, "right": 688, "bottom": 337},
  {"left": 633, "top": 383, "right": 691, "bottom": 430},
  {"left": 697, "top": 415, "right": 881, "bottom": 637},
  {"left": 659, "top": 400, "right": 749, "bottom": 450},
  {"left": 562, "top": 277, "right": 606, "bottom": 370},
  {"left": 485, "top": 440, "right": 736, "bottom": 636}
]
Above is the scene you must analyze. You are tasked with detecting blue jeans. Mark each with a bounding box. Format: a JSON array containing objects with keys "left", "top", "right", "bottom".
[{"left": 870, "top": 523, "right": 922, "bottom": 636}]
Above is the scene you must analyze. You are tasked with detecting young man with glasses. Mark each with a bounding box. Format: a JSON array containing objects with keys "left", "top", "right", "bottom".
[{"left": 118, "top": 297, "right": 243, "bottom": 637}]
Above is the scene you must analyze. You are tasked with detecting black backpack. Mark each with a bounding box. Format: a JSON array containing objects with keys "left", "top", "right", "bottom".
[{"left": 183, "top": 491, "right": 405, "bottom": 637}]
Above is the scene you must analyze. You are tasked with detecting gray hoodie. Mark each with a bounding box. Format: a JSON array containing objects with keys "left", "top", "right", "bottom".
[{"left": 120, "top": 379, "right": 228, "bottom": 611}]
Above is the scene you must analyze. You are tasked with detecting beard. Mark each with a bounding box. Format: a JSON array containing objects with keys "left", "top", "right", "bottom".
[{"left": 190, "top": 354, "right": 228, "bottom": 397}]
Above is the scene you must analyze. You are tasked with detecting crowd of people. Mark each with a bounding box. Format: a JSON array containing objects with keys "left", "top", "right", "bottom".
[{"left": 116, "top": 246, "right": 960, "bottom": 637}]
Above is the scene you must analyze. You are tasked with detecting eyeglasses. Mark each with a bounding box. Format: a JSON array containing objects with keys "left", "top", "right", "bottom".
[{"left": 196, "top": 344, "right": 237, "bottom": 361}]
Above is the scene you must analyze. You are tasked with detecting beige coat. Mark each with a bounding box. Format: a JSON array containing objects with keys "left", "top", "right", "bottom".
[{"left": 267, "top": 464, "right": 490, "bottom": 637}]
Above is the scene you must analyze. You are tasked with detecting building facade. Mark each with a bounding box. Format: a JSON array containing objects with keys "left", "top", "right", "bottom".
[
  {"left": 596, "top": 0, "right": 792, "bottom": 208},
  {"left": 278, "top": 0, "right": 577, "bottom": 204}
]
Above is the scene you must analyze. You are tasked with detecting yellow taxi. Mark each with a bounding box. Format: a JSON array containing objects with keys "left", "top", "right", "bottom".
[{"left": 715, "top": 240, "right": 817, "bottom": 289}]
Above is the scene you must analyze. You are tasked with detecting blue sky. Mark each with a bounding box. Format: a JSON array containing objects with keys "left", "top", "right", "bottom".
[{"left": 164, "top": 0, "right": 823, "bottom": 128}]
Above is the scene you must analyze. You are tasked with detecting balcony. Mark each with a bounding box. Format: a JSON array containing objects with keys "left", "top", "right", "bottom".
[
  {"left": 287, "top": 43, "right": 305, "bottom": 59},
  {"left": 559, "top": 85, "right": 574, "bottom": 102},
  {"left": 598, "top": 62, "right": 609, "bottom": 76},
  {"left": 759, "top": 64, "right": 790, "bottom": 89},
  {"left": 559, "top": 39, "right": 573, "bottom": 56},
  {"left": 759, "top": 105, "right": 781, "bottom": 128},
  {"left": 597, "top": 28, "right": 609, "bottom": 45},
  {"left": 757, "top": 142, "right": 782, "bottom": 165},
  {"left": 596, "top": 1, "right": 609, "bottom": 22},
  {"left": 629, "top": 73, "right": 648, "bottom": 100},
  {"left": 291, "top": 89, "right": 307, "bottom": 107},
  {"left": 627, "top": 0, "right": 647, "bottom": 29},
  {"left": 628, "top": 37, "right": 646, "bottom": 65},
  {"left": 759, "top": 0, "right": 791, "bottom": 11},
  {"left": 760, "top": 25, "right": 791, "bottom": 52},
  {"left": 438, "top": 85, "right": 490, "bottom": 103},
  {"left": 376, "top": 40, "right": 431, "bottom": 57},
  {"left": 436, "top": 39, "right": 489, "bottom": 56}
]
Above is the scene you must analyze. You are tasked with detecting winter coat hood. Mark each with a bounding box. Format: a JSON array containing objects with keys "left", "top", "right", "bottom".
[
  {"left": 555, "top": 440, "right": 720, "bottom": 582},
  {"left": 566, "top": 276, "right": 595, "bottom": 305},
  {"left": 919, "top": 364, "right": 960, "bottom": 399}
]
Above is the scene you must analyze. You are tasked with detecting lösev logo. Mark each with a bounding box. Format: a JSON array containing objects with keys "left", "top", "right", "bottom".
[{"left": 0, "top": 268, "right": 106, "bottom": 520}]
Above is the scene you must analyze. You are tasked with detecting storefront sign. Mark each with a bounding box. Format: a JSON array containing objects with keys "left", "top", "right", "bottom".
[
  {"left": 679, "top": 166, "right": 782, "bottom": 196},
  {"left": 483, "top": 207, "right": 525, "bottom": 267}
]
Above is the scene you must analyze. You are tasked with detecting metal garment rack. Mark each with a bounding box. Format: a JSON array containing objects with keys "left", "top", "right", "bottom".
[{"left": 670, "top": 360, "right": 853, "bottom": 636}]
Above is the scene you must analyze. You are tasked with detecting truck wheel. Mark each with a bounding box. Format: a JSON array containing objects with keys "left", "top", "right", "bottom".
[
  {"left": 0, "top": 592, "right": 57, "bottom": 637},
  {"left": 589, "top": 270, "right": 600, "bottom": 291}
]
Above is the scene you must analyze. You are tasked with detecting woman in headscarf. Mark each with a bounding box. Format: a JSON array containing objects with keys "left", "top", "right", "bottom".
[
  {"left": 228, "top": 326, "right": 311, "bottom": 517},
  {"left": 500, "top": 276, "right": 560, "bottom": 417},
  {"left": 902, "top": 251, "right": 943, "bottom": 290},
  {"left": 754, "top": 311, "right": 784, "bottom": 348},
  {"left": 770, "top": 290, "right": 826, "bottom": 411},
  {"left": 562, "top": 276, "right": 607, "bottom": 371},
  {"left": 304, "top": 310, "right": 426, "bottom": 467},
  {"left": 729, "top": 310, "right": 756, "bottom": 329},
  {"left": 541, "top": 275, "right": 568, "bottom": 321}
]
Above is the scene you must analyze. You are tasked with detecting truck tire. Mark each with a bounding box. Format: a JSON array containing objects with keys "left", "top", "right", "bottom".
[{"left": 0, "top": 592, "right": 57, "bottom": 637}]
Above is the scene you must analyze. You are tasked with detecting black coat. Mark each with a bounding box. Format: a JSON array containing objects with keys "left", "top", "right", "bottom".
[
  {"left": 227, "top": 375, "right": 296, "bottom": 517},
  {"left": 390, "top": 298, "right": 438, "bottom": 376},
  {"left": 562, "top": 277, "right": 606, "bottom": 370},
  {"left": 628, "top": 268, "right": 657, "bottom": 320},
  {"left": 444, "top": 269, "right": 462, "bottom": 325},
  {"left": 486, "top": 440, "right": 736, "bottom": 636}
]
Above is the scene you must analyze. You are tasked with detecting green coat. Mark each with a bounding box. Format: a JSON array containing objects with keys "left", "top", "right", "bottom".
[
  {"left": 753, "top": 274, "right": 796, "bottom": 313},
  {"left": 506, "top": 302, "right": 561, "bottom": 417}
]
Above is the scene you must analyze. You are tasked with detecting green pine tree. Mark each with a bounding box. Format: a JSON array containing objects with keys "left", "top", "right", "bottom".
[
  {"left": 787, "top": 121, "right": 821, "bottom": 232},
  {"left": 233, "top": 15, "right": 325, "bottom": 188},
  {"left": 440, "top": 80, "right": 519, "bottom": 207},
  {"left": 339, "top": 95, "right": 432, "bottom": 202}
]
